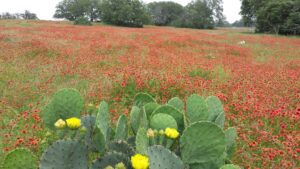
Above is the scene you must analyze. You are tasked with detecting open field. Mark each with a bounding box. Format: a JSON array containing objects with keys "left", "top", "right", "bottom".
[{"left": 0, "top": 20, "right": 299, "bottom": 168}]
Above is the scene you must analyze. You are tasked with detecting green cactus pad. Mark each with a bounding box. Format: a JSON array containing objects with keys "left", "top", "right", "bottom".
[
  {"left": 133, "top": 93, "right": 156, "bottom": 107},
  {"left": 90, "top": 152, "right": 130, "bottom": 169},
  {"left": 93, "top": 127, "right": 106, "bottom": 154},
  {"left": 135, "top": 127, "right": 149, "bottom": 155},
  {"left": 144, "top": 102, "right": 160, "bottom": 120},
  {"left": 150, "top": 113, "right": 178, "bottom": 130},
  {"left": 39, "top": 140, "right": 88, "bottom": 169},
  {"left": 220, "top": 164, "right": 241, "bottom": 169},
  {"left": 42, "top": 88, "right": 84, "bottom": 130},
  {"left": 115, "top": 115, "right": 128, "bottom": 140},
  {"left": 96, "top": 101, "right": 110, "bottom": 141},
  {"left": 130, "top": 106, "right": 141, "bottom": 134},
  {"left": 2, "top": 148, "right": 37, "bottom": 169},
  {"left": 81, "top": 115, "right": 97, "bottom": 151},
  {"left": 206, "top": 96, "right": 224, "bottom": 121},
  {"left": 186, "top": 94, "right": 209, "bottom": 123},
  {"left": 108, "top": 140, "right": 135, "bottom": 156},
  {"left": 148, "top": 145, "right": 184, "bottom": 169},
  {"left": 151, "top": 105, "right": 184, "bottom": 131},
  {"left": 225, "top": 127, "right": 237, "bottom": 158},
  {"left": 180, "top": 122, "right": 226, "bottom": 164},
  {"left": 139, "top": 107, "right": 149, "bottom": 130},
  {"left": 189, "top": 153, "right": 226, "bottom": 169},
  {"left": 215, "top": 112, "right": 225, "bottom": 129},
  {"left": 167, "top": 97, "right": 184, "bottom": 111}
]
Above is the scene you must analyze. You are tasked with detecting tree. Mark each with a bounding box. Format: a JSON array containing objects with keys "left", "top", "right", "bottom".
[
  {"left": 231, "top": 19, "right": 245, "bottom": 27},
  {"left": 147, "top": 1, "right": 184, "bottom": 26},
  {"left": 21, "top": 10, "right": 38, "bottom": 20},
  {"left": 101, "top": 0, "right": 148, "bottom": 27}
]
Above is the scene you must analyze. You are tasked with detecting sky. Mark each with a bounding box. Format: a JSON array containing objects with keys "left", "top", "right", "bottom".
[{"left": 0, "top": 0, "right": 241, "bottom": 23}]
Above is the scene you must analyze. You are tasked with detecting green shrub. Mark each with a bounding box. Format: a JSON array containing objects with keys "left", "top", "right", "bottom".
[{"left": 74, "top": 17, "right": 92, "bottom": 26}]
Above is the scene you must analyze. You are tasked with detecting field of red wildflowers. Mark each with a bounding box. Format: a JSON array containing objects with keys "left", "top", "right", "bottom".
[{"left": 0, "top": 20, "right": 299, "bottom": 168}]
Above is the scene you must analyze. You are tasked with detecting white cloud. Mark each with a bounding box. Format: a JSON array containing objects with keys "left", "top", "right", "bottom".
[{"left": 0, "top": 0, "right": 241, "bottom": 23}]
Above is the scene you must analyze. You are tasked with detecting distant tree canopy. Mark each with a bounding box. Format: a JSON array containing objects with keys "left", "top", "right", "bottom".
[
  {"left": 0, "top": 10, "right": 38, "bottom": 20},
  {"left": 240, "top": 0, "right": 300, "bottom": 35},
  {"left": 54, "top": 0, "right": 224, "bottom": 29}
]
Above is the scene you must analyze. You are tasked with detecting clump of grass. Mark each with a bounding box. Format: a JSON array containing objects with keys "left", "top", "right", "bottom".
[{"left": 188, "top": 68, "right": 213, "bottom": 80}]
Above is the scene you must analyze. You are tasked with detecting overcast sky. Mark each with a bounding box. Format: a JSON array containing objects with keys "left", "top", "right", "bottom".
[{"left": 0, "top": 0, "right": 241, "bottom": 23}]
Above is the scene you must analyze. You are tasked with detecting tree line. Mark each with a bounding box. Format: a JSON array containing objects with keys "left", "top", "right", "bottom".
[
  {"left": 0, "top": 10, "right": 38, "bottom": 20},
  {"left": 53, "top": 0, "right": 225, "bottom": 29},
  {"left": 240, "top": 0, "right": 300, "bottom": 35}
]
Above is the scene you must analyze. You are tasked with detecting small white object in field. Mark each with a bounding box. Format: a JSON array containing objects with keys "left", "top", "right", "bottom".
[{"left": 238, "top": 41, "right": 246, "bottom": 45}]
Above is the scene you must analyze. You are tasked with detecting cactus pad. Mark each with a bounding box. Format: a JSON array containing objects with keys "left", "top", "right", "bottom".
[
  {"left": 144, "top": 102, "right": 160, "bottom": 120},
  {"left": 206, "top": 96, "right": 224, "bottom": 121},
  {"left": 214, "top": 112, "right": 225, "bottom": 129},
  {"left": 220, "top": 164, "right": 241, "bottom": 169},
  {"left": 2, "top": 148, "right": 37, "bottom": 169},
  {"left": 148, "top": 145, "right": 184, "bottom": 169},
  {"left": 96, "top": 101, "right": 110, "bottom": 141},
  {"left": 180, "top": 122, "right": 226, "bottom": 164},
  {"left": 133, "top": 93, "right": 156, "bottom": 107},
  {"left": 150, "top": 113, "right": 178, "bottom": 130},
  {"left": 151, "top": 105, "right": 184, "bottom": 131},
  {"left": 39, "top": 140, "right": 88, "bottom": 169},
  {"left": 90, "top": 152, "right": 130, "bottom": 169},
  {"left": 186, "top": 94, "right": 209, "bottom": 123},
  {"left": 225, "top": 127, "right": 237, "bottom": 158},
  {"left": 42, "top": 88, "right": 84, "bottom": 129},
  {"left": 108, "top": 140, "right": 135, "bottom": 156},
  {"left": 167, "top": 97, "right": 184, "bottom": 111},
  {"left": 130, "top": 106, "right": 141, "bottom": 134},
  {"left": 115, "top": 115, "right": 128, "bottom": 140},
  {"left": 135, "top": 127, "right": 149, "bottom": 155}
]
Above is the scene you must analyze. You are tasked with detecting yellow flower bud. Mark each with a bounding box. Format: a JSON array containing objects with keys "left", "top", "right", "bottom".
[
  {"left": 165, "top": 128, "right": 179, "bottom": 139},
  {"left": 54, "top": 119, "right": 66, "bottom": 129},
  {"left": 147, "top": 128, "right": 155, "bottom": 138},
  {"left": 131, "top": 154, "right": 149, "bottom": 169},
  {"left": 66, "top": 117, "right": 81, "bottom": 129},
  {"left": 159, "top": 129, "right": 165, "bottom": 135}
]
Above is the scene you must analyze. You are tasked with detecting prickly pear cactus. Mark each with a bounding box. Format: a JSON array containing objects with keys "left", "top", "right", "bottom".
[
  {"left": 39, "top": 140, "right": 88, "bottom": 169},
  {"left": 225, "top": 127, "right": 237, "bottom": 158},
  {"left": 189, "top": 153, "right": 226, "bottom": 169},
  {"left": 90, "top": 152, "right": 131, "bottom": 169},
  {"left": 167, "top": 97, "right": 184, "bottom": 111},
  {"left": 130, "top": 106, "right": 141, "bottom": 134},
  {"left": 2, "top": 148, "right": 37, "bottom": 169},
  {"left": 206, "top": 96, "right": 224, "bottom": 121},
  {"left": 115, "top": 115, "right": 128, "bottom": 140},
  {"left": 180, "top": 122, "right": 226, "bottom": 164},
  {"left": 220, "top": 164, "right": 241, "bottom": 169},
  {"left": 81, "top": 115, "right": 97, "bottom": 151},
  {"left": 108, "top": 140, "right": 135, "bottom": 156},
  {"left": 93, "top": 127, "right": 106, "bottom": 154},
  {"left": 96, "top": 101, "right": 110, "bottom": 141},
  {"left": 144, "top": 102, "right": 160, "bottom": 120},
  {"left": 215, "top": 112, "right": 225, "bottom": 129},
  {"left": 151, "top": 105, "right": 184, "bottom": 131},
  {"left": 133, "top": 93, "right": 156, "bottom": 108},
  {"left": 186, "top": 94, "right": 209, "bottom": 123},
  {"left": 135, "top": 127, "right": 149, "bottom": 155},
  {"left": 148, "top": 145, "right": 184, "bottom": 169},
  {"left": 42, "top": 88, "right": 84, "bottom": 129},
  {"left": 150, "top": 113, "right": 178, "bottom": 130}
]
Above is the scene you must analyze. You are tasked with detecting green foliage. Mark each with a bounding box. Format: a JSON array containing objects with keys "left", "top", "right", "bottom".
[
  {"left": 225, "top": 127, "right": 238, "bottom": 158},
  {"left": 39, "top": 140, "right": 88, "bottom": 169},
  {"left": 206, "top": 96, "right": 224, "bottom": 121},
  {"left": 74, "top": 16, "right": 92, "bottom": 25},
  {"left": 186, "top": 94, "right": 209, "bottom": 123},
  {"left": 101, "top": 0, "right": 149, "bottom": 27},
  {"left": 144, "top": 102, "right": 160, "bottom": 120},
  {"left": 42, "top": 88, "right": 84, "bottom": 130},
  {"left": 115, "top": 115, "right": 128, "bottom": 140},
  {"left": 96, "top": 101, "right": 110, "bottom": 142},
  {"left": 91, "top": 152, "right": 130, "bottom": 169},
  {"left": 167, "top": 97, "right": 184, "bottom": 111},
  {"left": 130, "top": 106, "right": 141, "bottom": 134},
  {"left": 180, "top": 122, "right": 226, "bottom": 164},
  {"left": 214, "top": 112, "right": 225, "bottom": 129},
  {"left": 150, "top": 113, "right": 178, "bottom": 130},
  {"left": 135, "top": 127, "right": 149, "bottom": 155},
  {"left": 147, "top": 1, "right": 184, "bottom": 26},
  {"left": 148, "top": 145, "right": 184, "bottom": 169},
  {"left": 151, "top": 105, "right": 184, "bottom": 131},
  {"left": 2, "top": 148, "right": 37, "bottom": 169},
  {"left": 189, "top": 68, "right": 213, "bottom": 79}
]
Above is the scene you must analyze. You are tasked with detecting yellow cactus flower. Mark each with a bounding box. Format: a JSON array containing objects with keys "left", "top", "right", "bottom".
[
  {"left": 165, "top": 128, "right": 179, "bottom": 139},
  {"left": 147, "top": 128, "right": 155, "bottom": 138},
  {"left": 131, "top": 154, "right": 149, "bottom": 169},
  {"left": 54, "top": 119, "right": 66, "bottom": 129},
  {"left": 66, "top": 117, "right": 81, "bottom": 129}
]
